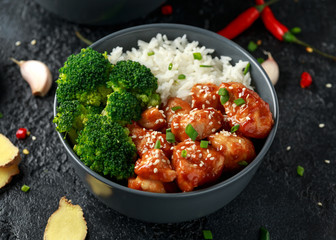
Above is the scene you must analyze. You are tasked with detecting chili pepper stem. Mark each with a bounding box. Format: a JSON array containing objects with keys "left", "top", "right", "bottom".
[
  {"left": 255, "top": 0, "right": 279, "bottom": 12},
  {"left": 292, "top": 37, "right": 336, "bottom": 61}
]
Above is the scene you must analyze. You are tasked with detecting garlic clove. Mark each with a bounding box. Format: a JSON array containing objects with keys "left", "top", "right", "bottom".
[
  {"left": 261, "top": 51, "right": 279, "bottom": 86},
  {"left": 11, "top": 58, "right": 52, "bottom": 97}
]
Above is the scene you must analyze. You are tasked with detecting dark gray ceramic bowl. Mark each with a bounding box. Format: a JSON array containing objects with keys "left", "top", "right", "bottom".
[
  {"left": 34, "top": 0, "right": 165, "bottom": 25},
  {"left": 54, "top": 23, "right": 279, "bottom": 223}
]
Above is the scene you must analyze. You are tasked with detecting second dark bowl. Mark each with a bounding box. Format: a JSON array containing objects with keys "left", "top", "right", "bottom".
[{"left": 54, "top": 23, "right": 279, "bottom": 223}]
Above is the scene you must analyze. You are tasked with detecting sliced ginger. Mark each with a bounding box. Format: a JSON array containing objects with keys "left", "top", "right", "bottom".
[
  {"left": 44, "top": 197, "right": 87, "bottom": 240},
  {"left": 0, "top": 164, "right": 20, "bottom": 188},
  {"left": 0, "top": 134, "right": 21, "bottom": 188},
  {"left": 0, "top": 134, "right": 21, "bottom": 167}
]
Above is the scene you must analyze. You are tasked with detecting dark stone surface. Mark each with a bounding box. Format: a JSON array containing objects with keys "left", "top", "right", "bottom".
[{"left": 0, "top": 0, "right": 335, "bottom": 239}]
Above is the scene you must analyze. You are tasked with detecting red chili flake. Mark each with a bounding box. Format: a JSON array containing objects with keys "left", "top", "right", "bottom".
[
  {"left": 300, "top": 72, "right": 312, "bottom": 88},
  {"left": 161, "top": 4, "right": 173, "bottom": 15},
  {"left": 16, "top": 128, "right": 27, "bottom": 139}
]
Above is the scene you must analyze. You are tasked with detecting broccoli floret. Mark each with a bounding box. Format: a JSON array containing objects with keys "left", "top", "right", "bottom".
[
  {"left": 56, "top": 48, "right": 112, "bottom": 106},
  {"left": 104, "top": 91, "right": 142, "bottom": 126},
  {"left": 53, "top": 100, "right": 103, "bottom": 144},
  {"left": 107, "top": 60, "right": 161, "bottom": 108},
  {"left": 74, "top": 115, "right": 136, "bottom": 180}
]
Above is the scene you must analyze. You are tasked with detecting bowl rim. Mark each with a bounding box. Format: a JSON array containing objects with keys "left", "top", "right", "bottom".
[{"left": 54, "top": 23, "right": 279, "bottom": 198}]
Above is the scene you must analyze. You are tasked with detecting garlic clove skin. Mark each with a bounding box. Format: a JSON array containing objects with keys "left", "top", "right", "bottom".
[
  {"left": 11, "top": 58, "right": 52, "bottom": 97},
  {"left": 261, "top": 52, "right": 279, "bottom": 86}
]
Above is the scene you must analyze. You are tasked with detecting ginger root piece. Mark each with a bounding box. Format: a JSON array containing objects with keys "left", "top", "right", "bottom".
[
  {"left": 0, "top": 164, "right": 20, "bottom": 188},
  {"left": 0, "top": 134, "right": 21, "bottom": 167},
  {"left": 44, "top": 197, "right": 87, "bottom": 240}
]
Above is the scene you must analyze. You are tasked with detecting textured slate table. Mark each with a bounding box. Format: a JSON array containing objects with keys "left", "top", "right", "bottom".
[{"left": 1, "top": 0, "right": 335, "bottom": 239}]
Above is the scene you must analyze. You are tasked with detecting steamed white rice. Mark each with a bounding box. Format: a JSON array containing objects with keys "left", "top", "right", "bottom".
[{"left": 108, "top": 34, "right": 252, "bottom": 104}]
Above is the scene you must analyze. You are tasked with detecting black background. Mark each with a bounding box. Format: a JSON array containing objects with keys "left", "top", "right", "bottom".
[{"left": 1, "top": 0, "right": 336, "bottom": 239}]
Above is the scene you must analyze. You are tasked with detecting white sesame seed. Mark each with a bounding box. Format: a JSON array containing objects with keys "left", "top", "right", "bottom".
[
  {"left": 15, "top": 41, "right": 21, "bottom": 46},
  {"left": 324, "top": 159, "right": 330, "bottom": 164},
  {"left": 286, "top": 146, "right": 291, "bottom": 151},
  {"left": 326, "top": 83, "right": 332, "bottom": 88},
  {"left": 205, "top": 100, "right": 210, "bottom": 105},
  {"left": 32, "top": 136, "right": 36, "bottom": 141},
  {"left": 153, "top": 168, "right": 158, "bottom": 173},
  {"left": 212, "top": 128, "right": 216, "bottom": 132},
  {"left": 199, "top": 154, "right": 202, "bottom": 158},
  {"left": 319, "top": 123, "right": 325, "bottom": 128},
  {"left": 317, "top": 202, "right": 323, "bottom": 206},
  {"left": 153, "top": 159, "right": 160, "bottom": 165},
  {"left": 212, "top": 95, "right": 216, "bottom": 100},
  {"left": 31, "top": 39, "right": 37, "bottom": 45}
]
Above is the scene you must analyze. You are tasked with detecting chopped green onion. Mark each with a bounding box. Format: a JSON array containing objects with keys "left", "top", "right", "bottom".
[
  {"left": 193, "top": 52, "right": 202, "bottom": 60},
  {"left": 0, "top": 112, "right": 3, "bottom": 119},
  {"left": 200, "top": 65, "right": 213, "bottom": 68},
  {"left": 297, "top": 165, "right": 304, "bottom": 176},
  {"left": 171, "top": 106, "right": 182, "bottom": 111},
  {"left": 147, "top": 51, "right": 155, "bottom": 56},
  {"left": 291, "top": 27, "right": 302, "bottom": 34},
  {"left": 203, "top": 230, "right": 213, "bottom": 240},
  {"left": 247, "top": 41, "right": 258, "bottom": 52},
  {"left": 238, "top": 161, "right": 248, "bottom": 166},
  {"left": 168, "top": 63, "right": 173, "bottom": 70},
  {"left": 243, "top": 62, "right": 250, "bottom": 75},
  {"left": 178, "top": 74, "right": 186, "bottom": 79},
  {"left": 154, "top": 140, "right": 161, "bottom": 149},
  {"left": 220, "top": 95, "right": 229, "bottom": 105},
  {"left": 234, "top": 98, "right": 246, "bottom": 106},
  {"left": 218, "top": 88, "right": 229, "bottom": 105},
  {"left": 260, "top": 227, "right": 270, "bottom": 240},
  {"left": 166, "top": 132, "right": 175, "bottom": 143},
  {"left": 218, "top": 88, "right": 228, "bottom": 96},
  {"left": 185, "top": 123, "right": 198, "bottom": 141},
  {"left": 200, "top": 140, "right": 209, "bottom": 149},
  {"left": 257, "top": 58, "right": 265, "bottom": 64},
  {"left": 231, "top": 124, "right": 240, "bottom": 133},
  {"left": 21, "top": 184, "right": 30, "bottom": 192},
  {"left": 166, "top": 128, "right": 172, "bottom": 133},
  {"left": 181, "top": 149, "right": 187, "bottom": 158}
]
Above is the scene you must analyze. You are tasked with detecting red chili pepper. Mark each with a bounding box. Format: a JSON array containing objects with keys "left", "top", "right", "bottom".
[
  {"left": 217, "top": 0, "right": 278, "bottom": 39},
  {"left": 300, "top": 72, "right": 313, "bottom": 88},
  {"left": 16, "top": 128, "right": 27, "bottom": 139},
  {"left": 161, "top": 4, "right": 173, "bottom": 15},
  {"left": 256, "top": 0, "right": 336, "bottom": 61}
]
